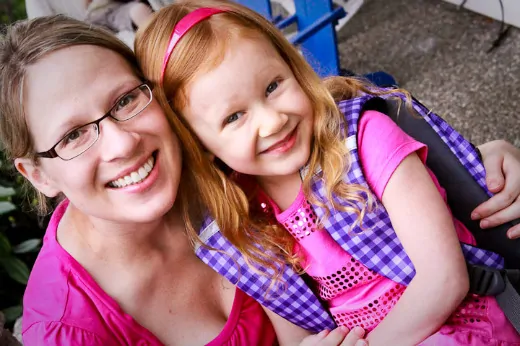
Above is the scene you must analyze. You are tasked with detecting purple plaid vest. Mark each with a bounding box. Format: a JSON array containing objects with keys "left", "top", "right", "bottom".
[{"left": 195, "top": 93, "right": 504, "bottom": 332}]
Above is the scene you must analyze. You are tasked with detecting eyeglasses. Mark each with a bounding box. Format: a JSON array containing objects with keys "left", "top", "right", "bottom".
[{"left": 36, "top": 83, "right": 153, "bottom": 161}]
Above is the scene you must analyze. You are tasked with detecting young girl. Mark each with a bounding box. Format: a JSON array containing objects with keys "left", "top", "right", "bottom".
[{"left": 135, "top": 1, "right": 520, "bottom": 345}]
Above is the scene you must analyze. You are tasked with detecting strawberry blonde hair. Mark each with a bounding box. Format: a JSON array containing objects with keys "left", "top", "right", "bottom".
[{"left": 135, "top": 0, "right": 407, "bottom": 283}]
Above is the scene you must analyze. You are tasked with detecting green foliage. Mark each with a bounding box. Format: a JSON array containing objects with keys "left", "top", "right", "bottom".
[
  {"left": 0, "top": 152, "right": 46, "bottom": 326},
  {"left": 0, "top": 0, "right": 26, "bottom": 25},
  {"left": 0, "top": 0, "right": 39, "bottom": 330}
]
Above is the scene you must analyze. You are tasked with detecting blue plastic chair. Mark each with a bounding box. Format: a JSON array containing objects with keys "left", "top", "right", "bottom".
[
  {"left": 235, "top": 0, "right": 397, "bottom": 87},
  {"left": 236, "top": 0, "right": 345, "bottom": 77}
]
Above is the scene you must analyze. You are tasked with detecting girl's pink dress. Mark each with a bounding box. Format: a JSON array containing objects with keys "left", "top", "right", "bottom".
[
  {"left": 22, "top": 200, "right": 277, "bottom": 346},
  {"left": 263, "top": 110, "right": 520, "bottom": 345}
]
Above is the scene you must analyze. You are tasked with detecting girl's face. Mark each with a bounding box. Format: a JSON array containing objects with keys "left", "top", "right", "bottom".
[
  {"left": 16, "top": 45, "right": 182, "bottom": 224},
  {"left": 181, "top": 35, "right": 314, "bottom": 181}
]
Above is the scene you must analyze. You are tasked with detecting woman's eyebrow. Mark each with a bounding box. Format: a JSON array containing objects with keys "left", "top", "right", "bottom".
[
  {"left": 106, "top": 79, "right": 142, "bottom": 106},
  {"left": 49, "top": 80, "right": 140, "bottom": 142}
]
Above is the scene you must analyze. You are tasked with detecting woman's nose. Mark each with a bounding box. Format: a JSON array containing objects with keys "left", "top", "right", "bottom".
[{"left": 98, "top": 119, "right": 140, "bottom": 161}]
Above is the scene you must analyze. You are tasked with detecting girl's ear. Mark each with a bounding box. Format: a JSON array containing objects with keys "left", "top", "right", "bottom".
[
  {"left": 205, "top": 151, "right": 215, "bottom": 162},
  {"left": 14, "top": 158, "right": 60, "bottom": 197},
  {"left": 213, "top": 156, "right": 234, "bottom": 176}
]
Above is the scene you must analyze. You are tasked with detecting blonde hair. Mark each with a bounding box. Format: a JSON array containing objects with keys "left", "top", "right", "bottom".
[
  {"left": 0, "top": 15, "right": 145, "bottom": 215},
  {"left": 135, "top": 0, "right": 407, "bottom": 283}
]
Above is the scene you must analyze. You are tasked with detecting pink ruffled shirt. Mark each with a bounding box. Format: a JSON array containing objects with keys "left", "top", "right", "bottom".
[
  {"left": 265, "top": 110, "right": 520, "bottom": 344},
  {"left": 22, "top": 200, "right": 277, "bottom": 345}
]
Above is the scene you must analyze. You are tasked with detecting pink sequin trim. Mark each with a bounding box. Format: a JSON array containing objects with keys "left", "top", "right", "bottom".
[
  {"left": 282, "top": 199, "right": 319, "bottom": 240},
  {"left": 332, "top": 284, "right": 405, "bottom": 331},
  {"left": 447, "top": 294, "right": 490, "bottom": 327},
  {"left": 312, "top": 257, "right": 378, "bottom": 300}
]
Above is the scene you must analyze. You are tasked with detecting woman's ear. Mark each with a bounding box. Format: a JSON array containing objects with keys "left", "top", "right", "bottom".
[{"left": 14, "top": 158, "right": 60, "bottom": 197}]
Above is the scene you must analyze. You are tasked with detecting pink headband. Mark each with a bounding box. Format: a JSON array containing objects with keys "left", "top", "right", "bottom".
[{"left": 160, "top": 7, "right": 225, "bottom": 83}]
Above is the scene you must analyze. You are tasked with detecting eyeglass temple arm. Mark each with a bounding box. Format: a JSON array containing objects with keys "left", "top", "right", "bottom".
[{"left": 36, "top": 149, "right": 59, "bottom": 158}]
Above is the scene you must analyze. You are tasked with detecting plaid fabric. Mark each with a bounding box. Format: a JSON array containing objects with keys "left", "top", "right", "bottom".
[
  {"left": 194, "top": 91, "right": 504, "bottom": 331},
  {"left": 300, "top": 94, "right": 504, "bottom": 286},
  {"left": 195, "top": 219, "right": 335, "bottom": 332}
]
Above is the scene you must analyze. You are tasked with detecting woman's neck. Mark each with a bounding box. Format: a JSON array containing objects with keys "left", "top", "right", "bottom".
[{"left": 58, "top": 203, "right": 187, "bottom": 264}]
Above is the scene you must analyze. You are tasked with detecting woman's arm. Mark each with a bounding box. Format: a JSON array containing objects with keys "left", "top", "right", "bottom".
[
  {"left": 261, "top": 307, "right": 367, "bottom": 346},
  {"left": 473, "top": 140, "right": 520, "bottom": 238},
  {"left": 366, "top": 153, "right": 469, "bottom": 346}
]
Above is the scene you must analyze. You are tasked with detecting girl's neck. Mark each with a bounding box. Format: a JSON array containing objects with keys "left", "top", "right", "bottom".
[
  {"left": 257, "top": 171, "right": 302, "bottom": 211},
  {"left": 59, "top": 203, "right": 186, "bottom": 264}
]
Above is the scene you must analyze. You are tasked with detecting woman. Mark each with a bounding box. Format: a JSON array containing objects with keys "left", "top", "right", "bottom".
[
  {"left": 0, "top": 15, "right": 367, "bottom": 346},
  {"left": 0, "top": 15, "right": 518, "bottom": 346}
]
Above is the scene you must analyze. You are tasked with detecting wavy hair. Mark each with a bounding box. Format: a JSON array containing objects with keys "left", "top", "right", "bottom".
[{"left": 135, "top": 0, "right": 410, "bottom": 287}]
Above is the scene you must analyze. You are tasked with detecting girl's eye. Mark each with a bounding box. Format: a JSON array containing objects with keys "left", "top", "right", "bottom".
[
  {"left": 265, "top": 81, "right": 279, "bottom": 96},
  {"left": 225, "top": 111, "right": 244, "bottom": 125}
]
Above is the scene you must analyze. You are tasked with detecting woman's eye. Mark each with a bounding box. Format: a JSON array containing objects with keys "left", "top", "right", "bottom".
[
  {"left": 225, "top": 112, "right": 244, "bottom": 125},
  {"left": 265, "top": 81, "right": 279, "bottom": 96},
  {"left": 64, "top": 130, "right": 81, "bottom": 143},
  {"left": 62, "top": 128, "right": 88, "bottom": 146},
  {"left": 115, "top": 93, "right": 136, "bottom": 111}
]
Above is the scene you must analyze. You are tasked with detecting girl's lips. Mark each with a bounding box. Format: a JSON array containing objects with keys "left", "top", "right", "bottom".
[{"left": 261, "top": 127, "right": 298, "bottom": 154}]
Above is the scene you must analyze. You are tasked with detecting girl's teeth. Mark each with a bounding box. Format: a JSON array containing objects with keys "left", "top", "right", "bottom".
[
  {"left": 144, "top": 162, "right": 152, "bottom": 173},
  {"left": 138, "top": 167, "right": 147, "bottom": 179}
]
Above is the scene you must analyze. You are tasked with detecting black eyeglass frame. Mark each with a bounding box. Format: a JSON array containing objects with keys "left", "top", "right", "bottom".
[{"left": 35, "top": 82, "right": 153, "bottom": 161}]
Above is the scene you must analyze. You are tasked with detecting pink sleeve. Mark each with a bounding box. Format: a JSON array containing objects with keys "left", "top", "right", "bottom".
[
  {"left": 357, "top": 110, "right": 428, "bottom": 200},
  {"left": 23, "top": 322, "right": 109, "bottom": 346}
]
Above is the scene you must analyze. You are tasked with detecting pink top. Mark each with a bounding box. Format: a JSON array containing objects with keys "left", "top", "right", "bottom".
[
  {"left": 22, "top": 200, "right": 277, "bottom": 345},
  {"left": 264, "top": 111, "right": 478, "bottom": 332}
]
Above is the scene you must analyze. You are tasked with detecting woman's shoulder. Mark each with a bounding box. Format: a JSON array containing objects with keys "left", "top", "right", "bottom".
[
  {"left": 22, "top": 216, "right": 90, "bottom": 336},
  {"left": 21, "top": 201, "right": 118, "bottom": 344},
  {"left": 22, "top": 236, "right": 112, "bottom": 344},
  {"left": 23, "top": 202, "right": 74, "bottom": 325}
]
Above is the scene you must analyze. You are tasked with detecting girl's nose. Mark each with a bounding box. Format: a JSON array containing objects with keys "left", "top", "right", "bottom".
[{"left": 257, "top": 106, "right": 289, "bottom": 138}]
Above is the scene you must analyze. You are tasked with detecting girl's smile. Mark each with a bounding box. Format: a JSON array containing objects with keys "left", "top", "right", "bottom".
[
  {"left": 182, "top": 35, "right": 314, "bottom": 181},
  {"left": 259, "top": 126, "right": 298, "bottom": 155}
]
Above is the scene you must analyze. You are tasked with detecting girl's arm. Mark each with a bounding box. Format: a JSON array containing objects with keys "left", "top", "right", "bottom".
[
  {"left": 366, "top": 153, "right": 469, "bottom": 346},
  {"left": 261, "top": 307, "right": 368, "bottom": 346}
]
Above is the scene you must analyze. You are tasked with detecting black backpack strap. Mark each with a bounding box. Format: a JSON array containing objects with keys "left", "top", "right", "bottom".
[
  {"left": 361, "top": 96, "right": 520, "bottom": 268},
  {"left": 359, "top": 96, "right": 520, "bottom": 333}
]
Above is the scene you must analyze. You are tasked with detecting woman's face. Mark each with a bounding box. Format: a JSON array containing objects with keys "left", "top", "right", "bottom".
[{"left": 16, "top": 45, "right": 182, "bottom": 224}]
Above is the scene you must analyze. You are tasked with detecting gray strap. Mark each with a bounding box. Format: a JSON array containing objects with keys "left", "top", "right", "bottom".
[{"left": 495, "top": 271, "right": 520, "bottom": 334}]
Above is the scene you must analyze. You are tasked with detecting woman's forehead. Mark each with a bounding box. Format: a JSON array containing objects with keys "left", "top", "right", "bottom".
[
  {"left": 23, "top": 45, "right": 139, "bottom": 145},
  {"left": 26, "top": 45, "right": 135, "bottom": 88}
]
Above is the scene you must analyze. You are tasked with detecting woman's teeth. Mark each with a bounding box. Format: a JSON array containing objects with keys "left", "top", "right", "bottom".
[{"left": 109, "top": 156, "right": 155, "bottom": 188}]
